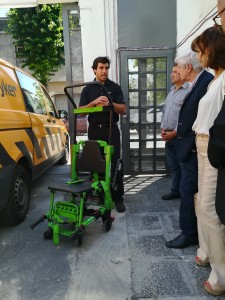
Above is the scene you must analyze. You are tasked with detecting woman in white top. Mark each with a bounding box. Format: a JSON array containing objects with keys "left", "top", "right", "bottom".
[{"left": 191, "top": 26, "right": 225, "bottom": 296}]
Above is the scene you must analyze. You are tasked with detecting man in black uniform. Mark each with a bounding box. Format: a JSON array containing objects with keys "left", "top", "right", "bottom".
[{"left": 79, "top": 56, "right": 126, "bottom": 212}]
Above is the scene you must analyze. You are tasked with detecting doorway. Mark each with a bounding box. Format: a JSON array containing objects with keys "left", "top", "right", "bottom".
[{"left": 120, "top": 49, "right": 174, "bottom": 174}]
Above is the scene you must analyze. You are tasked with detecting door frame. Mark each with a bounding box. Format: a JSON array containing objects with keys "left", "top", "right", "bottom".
[{"left": 119, "top": 48, "right": 175, "bottom": 174}]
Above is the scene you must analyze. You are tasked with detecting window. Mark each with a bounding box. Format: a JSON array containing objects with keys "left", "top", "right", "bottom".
[
  {"left": 42, "top": 88, "right": 57, "bottom": 118},
  {"left": 0, "top": 18, "right": 8, "bottom": 33},
  {"left": 16, "top": 70, "right": 47, "bottom": 115}
]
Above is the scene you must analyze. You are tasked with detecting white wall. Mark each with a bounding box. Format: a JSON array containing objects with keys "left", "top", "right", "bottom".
[
  {"left": 79, "top": 0, "right": 118, "bottom": 82},
  {"left": 79, "top": 0, "right": 218, "bottom": 82},
  {"left": 176, "top": 0, "right": 217, "bottom": 55},
  {"left": 0, "top": 34, "right": 16, "bottom": 64},
  {"left": 0, "top": 8, "right": 9, "bottom": 16}
]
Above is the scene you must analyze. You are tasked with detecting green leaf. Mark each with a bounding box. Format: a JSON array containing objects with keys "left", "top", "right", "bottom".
[{"left": 7, "top": 4, "right": 64, "bottom": 85}]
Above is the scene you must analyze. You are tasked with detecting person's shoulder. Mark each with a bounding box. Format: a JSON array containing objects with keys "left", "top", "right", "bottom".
[
  {"left": 202, "top": 70, "right": 214, "bottom": 80},
  {"left": 194, "top": 70, "right": 213, "bottom": 88},
  {"left": 106, "top": 78, "right": 121, "bottom": 88},
  {"left": 182, "top": 82, "right": 190, "bottom": 89},
  {"left": 205, "top": 70, "right": 214, "bottom": 78},
  {"left": 83, "top": 79, "right": 97, "bottom": 89},
  {"left": 82, "top": 84, "right": 91, "bottom": 92}
]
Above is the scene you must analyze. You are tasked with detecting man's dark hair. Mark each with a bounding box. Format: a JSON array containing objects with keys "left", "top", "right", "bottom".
[{"left": 92, "top": 56, "right": 110, "bottom": 70}]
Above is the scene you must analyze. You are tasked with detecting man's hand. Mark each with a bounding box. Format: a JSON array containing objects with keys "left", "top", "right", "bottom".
[
  {"left": 92, "top": 96, "right": 109, "bottom": 107},
  {"left": 161, "top": 129, "right": 166, "bottom": 140},
  {"left": 161, "top": 129, "right": 177, "bottom": 142}
]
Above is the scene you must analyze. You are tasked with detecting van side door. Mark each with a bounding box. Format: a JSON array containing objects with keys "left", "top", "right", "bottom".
[
  {"left": 15, "top": 70, "right": 63, "bottom": 179},
  {"left": 42, "top": 87, "right": 68, "bottom": 161}
]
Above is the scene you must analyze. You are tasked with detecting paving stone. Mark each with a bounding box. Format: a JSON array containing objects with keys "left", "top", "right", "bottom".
[
  {"left": 126, "top": 214, "right": 162, "bottom": 233},
  {"left": 128, "top": 234, "right": 175, "bottom": 257},
  {"left": 125, "top": 175, "right": 224, "bottom": 300},
  {"left": 131, "top": 260, "right": 192, "bottom": 298},
  {"left": 126, "top": 199, "right": 180, "bottom": 213}
]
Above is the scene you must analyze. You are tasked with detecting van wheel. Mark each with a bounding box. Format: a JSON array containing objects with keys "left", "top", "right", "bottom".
[
  {"left": 0, "top": 165, "right": 30, "bottom": 225},
  {"left": 58, "top": 141, "right": 69, "bottom": 165}
]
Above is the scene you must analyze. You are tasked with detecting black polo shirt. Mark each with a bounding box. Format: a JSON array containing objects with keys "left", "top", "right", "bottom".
[{"left": 79, "top": 79, "right": 125, "bottom": 125}]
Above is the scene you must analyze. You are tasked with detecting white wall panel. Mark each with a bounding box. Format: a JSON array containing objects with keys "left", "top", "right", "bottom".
[
  {"left": 176, "top": 0, "right": 216, "bottom": 54},
  {"left": 79, "top": 0, "right": 106, "bottom": 82}
]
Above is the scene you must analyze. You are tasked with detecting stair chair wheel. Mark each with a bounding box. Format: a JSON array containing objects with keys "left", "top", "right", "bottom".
[
  {"left": 76, "top": 233, "right": 83, "bottom": 246},
  {"left": 103, "top": 218, "right": 112, "bottom": 232},
  {"left": 43, "top": 228, "right": 53, "bottom": 240}
]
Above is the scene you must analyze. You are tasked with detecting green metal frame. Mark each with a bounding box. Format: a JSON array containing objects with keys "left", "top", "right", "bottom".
[{"left": 44, "top": 106, "right": 115, "bottom": 245}]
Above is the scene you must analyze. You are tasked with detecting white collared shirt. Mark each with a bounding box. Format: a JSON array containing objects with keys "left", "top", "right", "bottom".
[{"left": 192, "top": 71, "right": 225, "bottom": 135}]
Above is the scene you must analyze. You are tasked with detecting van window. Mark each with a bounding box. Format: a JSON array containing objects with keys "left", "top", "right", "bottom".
[
  {"left": 16, "top": 70, "right": 47, "bottom": 115},
  {"left": 42, "top": 88, "right": 57, "bottom": 118}
]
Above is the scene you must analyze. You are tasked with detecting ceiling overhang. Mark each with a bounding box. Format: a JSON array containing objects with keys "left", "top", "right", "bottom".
[{"left": 0, "top": 0, "right": 76, "bottom": 8}]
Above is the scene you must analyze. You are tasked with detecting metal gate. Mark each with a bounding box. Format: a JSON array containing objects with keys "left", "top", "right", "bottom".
[{"left": 120, "top": 49, "right": 174, "bottom": 174}]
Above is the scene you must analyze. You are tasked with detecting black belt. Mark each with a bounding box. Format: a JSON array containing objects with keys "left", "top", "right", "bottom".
[
  {"left": 164, "top": 129, "right": 173, "bottom": 132},
  {"left": 90, "top": 123, "right": 118, "bottom": 128}
]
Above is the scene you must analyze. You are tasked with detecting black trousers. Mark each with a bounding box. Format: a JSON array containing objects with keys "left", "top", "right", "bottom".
[
  {"left": 88, "top": 125, "right": 124, "bottom": 201},
  {"left": 216, "top": 168, "right": 225, "bottom": 225}
]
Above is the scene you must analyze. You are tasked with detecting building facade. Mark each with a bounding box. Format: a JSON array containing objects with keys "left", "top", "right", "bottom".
[{"left": 0, "top": 0, "right": 217, "bottom": 173}]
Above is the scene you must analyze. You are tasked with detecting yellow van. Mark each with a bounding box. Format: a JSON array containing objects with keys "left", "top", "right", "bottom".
[{"left": 0, "top": 59, "right": 69, "bottom": 225}]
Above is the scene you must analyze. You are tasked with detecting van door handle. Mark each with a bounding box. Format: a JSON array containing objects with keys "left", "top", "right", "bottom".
[{"left": 47, "top": 118, "right": 51, "bottom": 123}]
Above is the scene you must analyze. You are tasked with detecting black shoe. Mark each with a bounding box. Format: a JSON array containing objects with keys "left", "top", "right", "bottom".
[
  {"left": 166, "top": 233, "right": 198, "bottom": 249},
  {"left": 115, "top": 201, "right": 126, "bottom": 213},
  {"left": 161, "top": 192, "right": 180, "bottom": 200}
]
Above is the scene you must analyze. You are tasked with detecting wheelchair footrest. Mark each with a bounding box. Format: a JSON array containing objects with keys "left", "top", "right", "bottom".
[{"left": 59, "top": 228, "right": 75, "bottom": 237}]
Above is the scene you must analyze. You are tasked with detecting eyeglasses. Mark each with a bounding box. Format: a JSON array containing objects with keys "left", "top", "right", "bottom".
[{"left": 213, "top": 7, "right": 225, "bottom": 26}]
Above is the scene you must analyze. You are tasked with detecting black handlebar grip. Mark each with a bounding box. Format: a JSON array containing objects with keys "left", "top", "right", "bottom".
[{"left": 30, "top": 215, "right": 46, "bottom": 230}]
